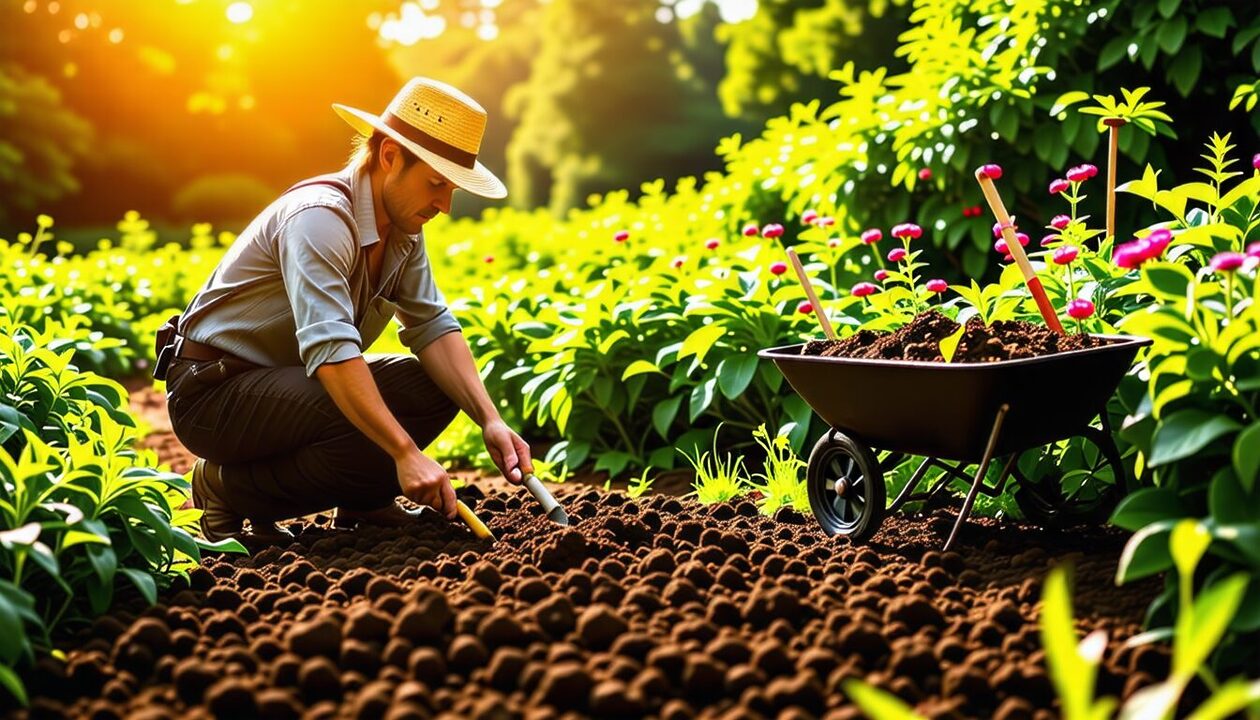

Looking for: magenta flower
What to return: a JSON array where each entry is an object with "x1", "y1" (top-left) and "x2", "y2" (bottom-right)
[
  {"x1": 1052, "y1": 245, "x2": 1079, "y2": 265},
  {"x1": 888, "y1": 247, "x2": 908, "y2": 263},
  {"x1": 874, "y1": 269, "x2": 890, "y2": 281},
  {"x1": 1041, "y1": 234, "x2": 1060, "y2": 248},
  {"x1": 851, "y1": 282, "x2": 879, "y2": 298},
  {"x1": 770, "y1": 261, "x2": 787, "y2": 275},
  {"x1": 992, "y1": 219, "x2": 1016, "y2": 238},
  {"x1": 1253, "y1": 153, "x2": 1260, "y2": 170},
  {"x1": 978, "y1": 164, "x2": 1003, "y2": 180},
  {"x1": 827, "y1": 238, "x2": 840, "y2": 248},
  {"x1": 1247, "y1": 242, "x2": 1260, "y2": 259},
  {"x1": 962, "y1": 206, "x2": 975, "y2": 218},
  {"x1": 818, "y1": 216, "x2": 835, "y2": 227},
  {"x1": 1145, "y1": 229, "x2": 1172, "y2": 255},
  {"x1": 861, "y1": 228, "x2": 883, "y2": 244},
  {"x1": 1048, "y1": 178, "x2": 1070, "y2": 195},
  {"x1": 763, "y1": 223, "x2": 785, "y2": 239},
  {"x1": 1210, "y1": 252, "x2": 1246, "y2": 273},
  {"x1": 742, "y1": 223, "x2": 759, "y2": 237},
  {"x1": 994, "y1": 238, "x2": 1009, "y2": 255},
  {"x1": 918, "y1": 168, "x2": 933, "y2": 181},
  {"x1": 1113, "y1": 241, "x2": 1150, "y2": 270},
  {"x1": 1002, "y1": 254, "x2": 1014, "y2": 263},
  {"x1": 1067, "y1": 299, "x2": 1095, "y2": 320},
  {"x1": 891, "y1": 223, "x2": 922, "y2": 240},
  {"x1": 797, "y1": 301, "x2": 813, "y2": 315},
  {"x1": 672, "y1": 256, "x2": 686, "y2": 268},
  {"x1": 925, "y1": 279, "x2": 948, "y2": 294},
  {"x1": 1050, "y1": 215, "x2": 1070, "y2": 230},
  {"x1": 614, "y1": 230, "x2": 630, "y2": 243},
  {"x1": 1015, "y1": 232, "x2": 1030, "y2": 247},
  {"x1": 802, "y1": 209, "x2": 819, "y2": 225},
  {"x1": 706, "y1": 238, "x2": 720, "y2": 250},
  {"x1": 1066, "y1": 164, "x2": 1098, "y2": 183}
]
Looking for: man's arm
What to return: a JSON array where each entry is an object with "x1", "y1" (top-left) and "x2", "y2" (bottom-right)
[
  {"x1": 416, "y1": 331, "x2": 533, "y2": 484},
  {"x1": 315, "y1": 358, "x2": 458, "y2": 519}
]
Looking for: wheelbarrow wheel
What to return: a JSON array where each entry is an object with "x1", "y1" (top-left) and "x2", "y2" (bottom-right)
[
  {"x1": 806, "y1": 431, "x2": 885, "y2": 541},
  {"x1": 1011, "y1": 426, "x2": 1126, "y2": 529}
]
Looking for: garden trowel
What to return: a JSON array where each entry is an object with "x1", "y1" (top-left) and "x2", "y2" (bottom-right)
[{"x1": 522, "y1": 473, "x2": 570, "y2": 526}]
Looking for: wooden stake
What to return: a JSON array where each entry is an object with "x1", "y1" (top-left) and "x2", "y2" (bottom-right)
[
  {"x1": 786, "y1": 248, "x2": 836, "y2": 340},
  {"x1": 974, "y1": 170, "x2": 1066, "y2": 334},
  {"x1": 1104, "y1": 118, "x2": 1127, "y2": 245}
]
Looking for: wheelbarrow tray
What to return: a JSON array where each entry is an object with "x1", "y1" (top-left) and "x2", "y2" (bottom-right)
[{"x1": 758, "y1": 334, "x2": 1150, "y2": 462}]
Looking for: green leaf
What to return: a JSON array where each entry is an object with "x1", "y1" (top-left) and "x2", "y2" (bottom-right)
[
  {"x1": 1050, "y1": 91, "x2": 1091, "y2": 116},
  {"x1": 1141, "y1": 262, "x2": 1194, "y2": 302},
  {"x1": 119, "y1": 568, "x2": 158, "y2": 606},
  {"x1": 1195, "y1": 7, "x2": 1233, "y2": 38},
  {"x1": 939, "y1": 325, "x2": 966, "y2": 363},
  {"x1": 716, "y1": 355, "x2": 758, "y2": 400},
  {"x1": 1232, "y1": 423, "x2": 1260, "y2": 492},
  {"x1": 1169, "y1": 520, "x2": 1211, "y2": 582},
  {"x1": 678, "y1": 324, "x2": 726, "y2": 365},
  {"x1": 1117, "y1": 520, "x2": 1177, "y2": 583},
  {"x1": 1157, "y1": 16, "x2": 1188, "y2": 54},
  {"x1": 1184, "y1": 677, "x2": 1260, "y2": 720},
  {"x1": 1157, "y1": 0, "x2": 1180, "y2": 20},
  {"x1": 0, "y1": 663, "x2": 27, "y2": 707},
  {"x1": 1168, "y1": 46, "x2": 1202, "y2": 97},
  {"x1": 688, "y1": 378, "x2": 716, "y2": 423},
  {"x1": 1111, "y1": 487, "x2": 1185, "y2": 532},
  {"x1": 841, "y1": 679, "x2": 925, "y2": 720},
  {"x1": 593, "y1": 451, "x2": 632, "y2": 478},
  {"x1": 621, "y1": 360, "x2": 663, "y2": 381},
  {"x1": 1173, "y1": 573, "x2": 1249, "y2": 678},
  {"x1": 652, "y1": 396, "x2": 683, "y2": 439},
  {"x1": 1149, "y1": 410, "x2": 1242, "y2": 467}
]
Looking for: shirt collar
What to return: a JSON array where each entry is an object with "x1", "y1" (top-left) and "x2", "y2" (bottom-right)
[{"x1": 347, "y1": 163, "x2": 421, "y2": 250}]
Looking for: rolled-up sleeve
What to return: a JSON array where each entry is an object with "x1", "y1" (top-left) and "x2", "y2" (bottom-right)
[
  {"x1": 395, "y1": 238, "x2": 462, "y2": 355},
  {"x1": 277, "y1": 207, "x2": 363, "y2": 376}
]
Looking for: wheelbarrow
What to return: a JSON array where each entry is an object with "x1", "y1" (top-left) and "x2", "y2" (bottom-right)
[{"x1": 757, "y1": 335, "x2": 1151, "y2": 551}]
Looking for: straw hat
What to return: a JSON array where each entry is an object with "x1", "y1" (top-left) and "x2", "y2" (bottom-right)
[{"x1": 333, "y1": 77, "x2": 506, "y2": 199}]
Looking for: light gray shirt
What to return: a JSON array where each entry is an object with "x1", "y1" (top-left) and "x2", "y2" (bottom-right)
[{"x1": 179, "y1": 163, "x2": 461, "y2": 376}]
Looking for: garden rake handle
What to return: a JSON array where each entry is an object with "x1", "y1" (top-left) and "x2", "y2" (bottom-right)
[
  {"x1": 455, "y1": 499, "x2": 496, "y2": 541},
  {"x1": 523, "y1": 474, "x2": 570, "y2": 526},
  {"x1": 974, "y1": 171, "x2": 1066, "y2": 335},
  {"x1": 786, "y1": 248, "x2": 837, "y2": 340}
]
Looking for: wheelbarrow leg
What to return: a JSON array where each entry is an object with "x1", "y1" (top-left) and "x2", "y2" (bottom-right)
[
  {"x1": 943, "y1": 404, "x2": 1010, "y2": 552},
  {"x1": 889, "y1": 457, "x2": 935, "y2": 512}
]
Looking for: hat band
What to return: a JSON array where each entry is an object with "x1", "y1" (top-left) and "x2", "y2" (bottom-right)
[{"x1": 383, "y1": 112, "x2": 477, "y2": 169}]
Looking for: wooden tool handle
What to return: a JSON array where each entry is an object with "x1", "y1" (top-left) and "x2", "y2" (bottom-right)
[
  {"x1": 523, "y1": 474, "x2": 561, "y2": 516},
  {"x1": 974, "y1": 172, "x2": 1066, "y2": 335},
  {"x1": 456, "y1": 499, "x2": 496, "y2": 540},
  {"x1": 786, "y1": 248, "x2": 837, "y2": 340}
]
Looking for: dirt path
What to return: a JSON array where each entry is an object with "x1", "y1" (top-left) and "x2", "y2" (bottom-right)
[{"x1": 26, "y1": 381, "x2": 1161, "y2": 719}]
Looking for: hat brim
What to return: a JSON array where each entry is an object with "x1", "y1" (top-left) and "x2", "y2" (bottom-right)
[{"x1": 333, "y1": 103, "x2": 507, "y2": 200}]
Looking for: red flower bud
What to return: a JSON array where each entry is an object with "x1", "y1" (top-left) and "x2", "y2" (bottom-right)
[
  {"x1": 1066, "y1": 164, "x2": 1097, "y2": 183},
  {"x1": 762, "y1": 223, "x2": 785, "y2": 238},
  {"x1": 860, "y1": 228, "x2": 883, "y2": 244},
  {"x1": 1067, "y1": 298, "x2": 1095, "y2": 320},
  {"x1": 1050, "y1": 215, "x2": 1070, "y2": 230},
  {"x1": 827, "y1": 238, "x2": 840, "y2": 248},
  {"x1": 1145, "y1": 229, "x2": 1172, "y2": 256},
  {"x1": 770, "y1": 261, "x2": 788, "y2": 275},
  {"x1": 918, "y1": 168, "x2": 932, "y2": 180},
  {"x1": 978, "y1": 164, "x2": 1002, "y2": 180},
  {"x1": 1052, "y1": 245, "x2": 1078, "y2": 264},
  {"x1": 1210, "y1": 251, "x2": 1246, "y2": 273},
  {"x1": 1253, "y1": 154, "x2": 1260, "y2": 170},
  {"x1": 1246, "y1": 242, "x2": 1260, "y2": 259},
  {"x1": 888, "y1": 247, "x2": 908, "y2": 263},
  {"x1": 706, "y1": 238, "x2": 720, "y2": 250},
  {"x1": 802, "y1": 209, "x2": 819, "y2": 224},
  {"x1": 484, "y1": 255, "x2": 494, "y2": 263},
  {"x1": 818, "y1": 216, "x2": 835, "y2": 227},
  {"x1": 851, "y1": 282, "x2": 878, "y2": 298},
  {"x1": 1040, "y1": 234, "x2": 1059, "y2": 248},
  {"x1": 1048, "y1": 178, "x2": 1070, "y2": 194},
  {"x1": 672, "y1": 256, "x2": 686, "y2": 268},
  {"x1": 925, "y1": 279, "x2": 948, "y2": 293},
  {"x1": 891, "y1": 223, "x2": 922, "y2": 240},
  {"x1": 1015, "y1": 232, "x2": 1029, "y2": 247},
  {"x1": 614, "y1": 230, "x2": 630, "y2": 242},
  {"x1": 874, "y1": 269, "x2": 890, "y2": 281},
  {"x1": 743, "y1": 223, "x2": 759, "y2": 237},
  {"x1": 994, "y1": 238, "x2": 1009, "y2": 255},
  {"x1": 797, "y1": 301, "x2": 813, "y2": 314}
]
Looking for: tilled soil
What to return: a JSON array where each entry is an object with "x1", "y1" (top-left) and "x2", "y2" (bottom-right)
[
  {"x1": 10, "y1": 482, "x2": 1164, "y2": 720},
  {"x1": 803, "y1": 310, "x2": 1107, "y2": 362}
]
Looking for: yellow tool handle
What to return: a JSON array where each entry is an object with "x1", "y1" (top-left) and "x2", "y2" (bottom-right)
[{"x1": 456, "y1": 499, "x2": 496, "y2": 540}]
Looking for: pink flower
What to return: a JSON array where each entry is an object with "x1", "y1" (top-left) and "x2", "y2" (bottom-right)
[
  {"x1": 705, "y1": 238, "x2": 720, "y2": 250},
  {"x1": 802, "y1": 209, "x2": 819, "y2": 225},
  {"x1": 994, "y1": 238, "x2": 1009, "y2": 255},
  {"x1": 918, "y1": 168, "x2": 932, "y2": 181},
  {"x1": 1113, "y1": 241, "x2": 1150, "y2": 270},
  {"x1": 1049, "y1": 178, "x2": 1070, "y2": 194},
  {"x1": 672, "y1": 256, "x2": 686, "y2": 268},
  {"x1": 993, "y1": 219, "x2": 1016, "y2": 238},
  {"x1": 484, "y1": 255, "x2": 494, "y2": 263},
  {"x1": 891, "y1": 223, "x2": 922, "y2": 240},
  {"x1": 1052, "y1": 245, "x2": 1078, "y2": 264},
  {"x1": 874, "y1": 269, "x2": 890, "y2": 281},
  {"x1": 827, "y1": 238, "x2": 840, "y2": 248},
  {"x1": 1246, "y1": 242, "x2": 1260, "y2": 259},
  {"x1": 770, "y1": 261, "x2": 788, "y2": 275},
  {"x1": 1050, "y1": 215, "x2": 1070, "y2": 230},
  {"x1": 614, "y1": 230, "x2": 630, "y2": 243},
  {"x1": 818, "y1": 216, "x2": 835, "y2": 227},
  {"x1": 851, "y1": 282, "x2": 879, "y2": 298},
  {"x1": 978, "y1": 164, "x2": 1002, "y2": 180},
  {"x1": 762, "y1": 223, "x2": 784, "y2": 239},
  {"x1": 1210, "y1": 251, "x2": 1246, "y2": 273},
  {"x1": 1143, "y1": 228, "x2": 1172, "y2": 253},
  {"x1": 797, "y1": 301, "x2": 813, "y2": 315},
  {"x1": 1015, "y1": 232, "x2": 1029, "y2": 247},
  {"x1": 743, "y1": 223, "x2": 759, "y2": 237},
  {"x1": 1041, "y1": 234, "x2": 1059, "y2": 248},
  {"x1": 1002, "y1": 254, "x2": 1013, "y2": 263},
  {"x1": 860, "y1": 228, "x2": 883, "y2": 244},
  {"x1": 1253, "y1": 154, "x2": 1260, "y2": 170},
  {"x1": 888, "y1": 247, "x2": 908, "y2": 263},
  {"x1": 1066, "y1": 164, "x2": 1098, "y2": 183},
  {"x1": 1067, "y1": 299, "x2": 1095, "y2": 320},
  {"x1": 925, "y1": 279, "x2": 948, "y2": 294}
]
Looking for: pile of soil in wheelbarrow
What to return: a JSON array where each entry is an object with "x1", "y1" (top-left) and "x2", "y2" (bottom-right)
[
  {"x1": 12, "y1": 483, "x2": 1169, "y2": 720},
  {"x1": 803, "y1": 310, "x2": 1108, "y2": 363}
]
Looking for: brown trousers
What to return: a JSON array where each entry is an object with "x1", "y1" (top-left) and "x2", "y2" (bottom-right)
[{"x1": 166, "y1": 354, "x2": 458, "y2": 522}]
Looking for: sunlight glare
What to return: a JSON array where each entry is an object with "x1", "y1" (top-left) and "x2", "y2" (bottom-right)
[{"x1": 226, "y1": 2, "x2": 253, "y2": 24}]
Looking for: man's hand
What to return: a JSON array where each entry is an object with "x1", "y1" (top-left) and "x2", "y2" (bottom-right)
[
  {"x1": 482, "y1": 419, "x2": 533, "y2": 484},
  {"x1": 395, "y1": 450, "x2": 458, "y2": 520}
]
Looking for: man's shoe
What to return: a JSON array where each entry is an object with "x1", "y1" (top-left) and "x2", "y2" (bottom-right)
[
  {"x1": 191, "y1": 458, "x2": 294, "y2": 546},
  {"x1": 335, "y1": 502, "x2": 429, "y2": 529}
]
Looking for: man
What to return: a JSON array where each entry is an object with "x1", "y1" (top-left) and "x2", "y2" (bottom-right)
[{"x1": 162, "y1": 77, "x2": 532, "y2": 545}]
